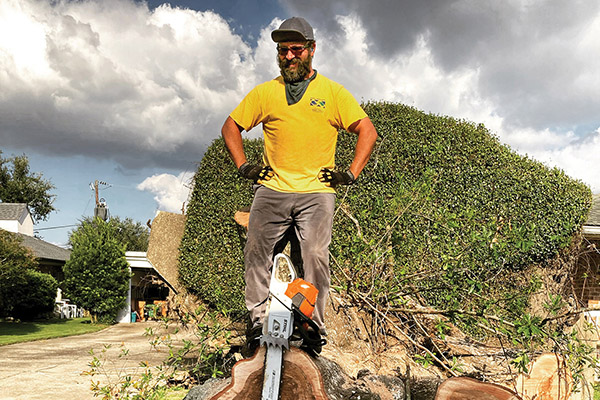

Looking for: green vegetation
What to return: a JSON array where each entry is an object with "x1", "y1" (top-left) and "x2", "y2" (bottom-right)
[
  {"x1": 179, "y1": 138, "x2": 263, "y2": 311},
  {"x1": 74, "y1": 216, "x2": 150, "y2": 252},
  {"x1": 0, "y1": 150, "x2": 56, "y2": 222},
  {"x1": 0, "y1": 318, "x2": 107, "y2": 346},
  {"x1": 330, "y1": 102, "x2": 591, "y2": 316},
  {"x1": 63, "y1": 217, "x2": 131, "y2": 323},
  {"x1": 86, "y1": 307, "x2": 228, "y2": 399},
  {"x1": 0, "y1": 230, "x2": 58, "y2": 320},
  {"x1": 179, "y1": 102, "x2": 591, "y2": 318},
  {"x1": 10, "y1": 270, "x2": 58, "y2": 320}
]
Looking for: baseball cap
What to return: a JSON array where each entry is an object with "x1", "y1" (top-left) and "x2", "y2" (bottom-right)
[{"x1": 271, "y1": 17, "x2": 314, "y2": 43}]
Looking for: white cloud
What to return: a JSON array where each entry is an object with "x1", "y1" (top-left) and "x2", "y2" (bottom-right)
[
  {"x1": 136, "y1": 171, "x2": 194, "y2": 213},
  {"x1": 0, "y1": 0, "x2": 258, "y2": 168},
  {"x1": 527, "y1": 129, "x2": 600, "y2": 193},
  {"x1": 1, "y1": 0, "x2": 598, "y2": 196},
  {"x1": 308, "y1": 11, "x2": 598, "y2": 192}
]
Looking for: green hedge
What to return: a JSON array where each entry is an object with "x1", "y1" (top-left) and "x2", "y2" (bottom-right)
[
  {"x1": 179, "y1": 102, "x2": 592, "y2": 316},
  {"x1": 178, "y1": 139, "x2": 263, "y2": 312},
  {"x1": 11, "y1": 270, "x2": 58, "y2": 320}
]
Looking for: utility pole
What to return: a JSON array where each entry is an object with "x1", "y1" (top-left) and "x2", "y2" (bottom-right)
[{"x1": 92, "y1": 180, "x2": 109, "y2": 221}]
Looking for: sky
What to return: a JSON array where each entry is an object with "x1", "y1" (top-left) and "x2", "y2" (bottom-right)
[{"x1": 1, "y1": 0, "x2": 599, "y2": 247}]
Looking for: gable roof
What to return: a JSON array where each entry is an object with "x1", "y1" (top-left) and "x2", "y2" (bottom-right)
[
  {"x1": 16, "y1": 233, "x2": 71, "y2": 262},
  {"x1": 0, "y1": 203, "x2": 28, "y2": 221},
  {"x1": 587, "y1": 193, "x2": 600, "y2": 227}
]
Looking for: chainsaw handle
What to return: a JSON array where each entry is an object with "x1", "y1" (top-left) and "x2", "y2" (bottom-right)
[{"x1": 271, "y1": 253, "x2": 297, "y2": 284}]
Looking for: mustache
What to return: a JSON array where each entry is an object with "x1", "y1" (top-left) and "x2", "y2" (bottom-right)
[{"x1": 281, "y1": 57, "x2": 301, "y2": 68}]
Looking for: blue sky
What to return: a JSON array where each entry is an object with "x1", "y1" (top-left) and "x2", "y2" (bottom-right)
[{"x1": 1, "y1": 0, "x2": 599, "y2": 247}]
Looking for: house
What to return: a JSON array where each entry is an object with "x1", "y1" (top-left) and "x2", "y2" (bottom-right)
[
  {"x1": 583, "y1": 193, "x2": 600, "y2": 240},
  {"x1": 0, "y1": 203, "x2": 34, "y2": 235},
  {"x1": 117, "y1": 250, "x2": 179, "y2": 323},
  {"x1": 0, "y1": 203, "x2": 70, "y2": 282},
  {"x1": 1, "y1": 203, "x2": 187, "y2": 322},
  {"x1": 574, "y1": 193, "x2": 600, "y2": 307},
  {"x1": 117, "y1": 211, "x2": 186, "y2": 323}
]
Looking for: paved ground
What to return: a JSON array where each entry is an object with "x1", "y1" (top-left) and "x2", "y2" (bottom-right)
[{"x1": 0, "y1": 321, "x2": 194, "y2": 400}]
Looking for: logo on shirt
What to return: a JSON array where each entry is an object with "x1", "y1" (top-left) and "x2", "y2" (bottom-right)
[{"x1": 310, "y1": 97, "x2": 326, "y2": 112}]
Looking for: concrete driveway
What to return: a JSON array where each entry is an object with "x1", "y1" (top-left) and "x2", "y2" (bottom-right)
[{"x1": 0, "y1": 321, "x2": 194, "y2": 400}]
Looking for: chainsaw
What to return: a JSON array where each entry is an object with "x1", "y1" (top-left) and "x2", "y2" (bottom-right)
[{"x1": 259, "y1": 253, "x2": 325, "y2": 400}]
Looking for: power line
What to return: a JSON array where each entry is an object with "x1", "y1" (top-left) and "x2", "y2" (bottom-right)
[{"x1": 35, "y1": 224, "x2": 79, "y2": 231}]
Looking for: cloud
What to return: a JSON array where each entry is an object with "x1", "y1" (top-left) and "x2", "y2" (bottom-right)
[
  {"x1": 527, "y1": 128, "x2": 600, "y2": 193},
  {"x1": 1, "y1": 0, "x2": 598, "y2": 194},
  {"x1": 282, "y1": 0, "x2": 600, "y2": 130},
  {"x1": 0, "y1": 0, "x2": 259, "y2": 169},
  {"x1": 278, "y1": 1, "x2": 599, "y2": 191},
  {"x1": 136, "y1": 171, "x2": 194, "y2": 213}
]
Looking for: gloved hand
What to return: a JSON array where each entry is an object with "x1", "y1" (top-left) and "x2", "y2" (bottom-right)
[
  {"x1": 238, "y1": 162, "x2": 274, "y2": 182},
  {"x1": 318, "y1": 168, "x2": 355, "y2": 187}
]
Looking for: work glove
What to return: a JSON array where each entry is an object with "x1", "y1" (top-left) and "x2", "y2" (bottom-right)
[
  {"x1": 318, "y1": 168, "x2": 355, "y2": 187},
  {"x1": 238, "y1": 162, "x2": 274, "y2": 182}
]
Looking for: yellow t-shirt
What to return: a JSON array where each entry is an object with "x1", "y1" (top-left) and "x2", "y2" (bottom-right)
[{"x1": 230, "y1": 73, "x2": 367, "y2": 193}]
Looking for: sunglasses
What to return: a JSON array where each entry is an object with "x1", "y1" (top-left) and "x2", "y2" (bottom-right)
[{"x1": 277, "y1": 44, "x2": 312, "y2": 56}]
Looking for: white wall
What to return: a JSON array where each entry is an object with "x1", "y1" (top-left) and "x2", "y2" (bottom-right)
[
  {"x1": 0, "y1": 209, "x2": 34, "y2": 236},
  {"x1": 116, "y1": 267, "x2": 132, "y2": 323},
  {"x1": 0, "y1": 220, "x2": 19, "y2": 233},
  {"x1": 18, "y1": 213, "x2": 34, "y2": 236}
]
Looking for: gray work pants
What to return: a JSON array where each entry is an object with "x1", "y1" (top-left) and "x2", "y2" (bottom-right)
[{"x1": 244, "y1": 185, "x2": 335, "y2": 332}]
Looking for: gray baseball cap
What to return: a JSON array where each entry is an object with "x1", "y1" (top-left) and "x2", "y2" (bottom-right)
[{"x1": 271, "y1": 17, "x2": 314, "y2": 43}]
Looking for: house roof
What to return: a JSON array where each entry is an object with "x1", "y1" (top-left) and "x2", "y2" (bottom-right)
[
  {"x1": 0, "y1": 203, "x2": 28, "y2": 221},
  {"x1": 16, "y1": 233, "x2": 71, "y2": 262},
  {"x1": 126, "y1": 251, "x2": 178, "y2": 294},
  {"x1": 583, "y1": 194, "x2": 600, "y2": 239},
  {"x1": 587, "y1": 193, "x2": 600, "y2": 227}
]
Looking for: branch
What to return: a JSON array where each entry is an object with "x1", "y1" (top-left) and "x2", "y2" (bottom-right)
[
  {"x1": 356, "y1": 292, "x2": 459, "y2": 377},
  {"x1": 387, "y1": 306, "x2": 516, "y2": 328},
  {"x1": 541, "y1": 306, "x2": 597, "y2": 325},
  {"x1": 339, "y1": 203, "x2": 369, "y2": 245}
]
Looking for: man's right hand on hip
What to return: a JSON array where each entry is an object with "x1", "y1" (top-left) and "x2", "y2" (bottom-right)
[{"x1": 318, "y1": 168, "x2": 355, "y2": 187}]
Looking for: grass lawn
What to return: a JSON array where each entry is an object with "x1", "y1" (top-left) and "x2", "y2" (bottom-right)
[{"x1": 0, "y1": 317, "x2": 108, "y2": 346}]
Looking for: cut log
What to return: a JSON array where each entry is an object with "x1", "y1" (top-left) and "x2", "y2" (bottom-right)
[
  {"x1": 210, "y1": 346, "x2": 329, "y2": 400},
  {"x1": 435, "y1": 377, "x2": 520, "y2": 400},
  {"x1": 514, "y1": 353, "x2": 572, "y2": 400},
  {"x1": 234, "y1": 211, "x2": 250, "y2": 229}
]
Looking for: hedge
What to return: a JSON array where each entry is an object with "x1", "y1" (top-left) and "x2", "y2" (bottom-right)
[{"x1": 178, "y1": 102, "x2": 592, "y2": 316}]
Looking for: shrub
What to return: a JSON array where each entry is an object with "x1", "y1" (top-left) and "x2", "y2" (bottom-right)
[
  {"x1": 63, "y1": 218, "x2": 131, "y2": 323},
  {"x1": 0, "y1": 230, "x2": 58, "y2": 319},
  {"x1": 0, "y1": 229, "x2": 38, "y2": 317},
  {"x1": 178, "y1": 139, "x2": 263, "y2": 312},
  {"x1": 11, "y1": 270, "x2": 58, "y2": 320},
  {"x1": 178, "y1": 102, "x2": 592, "y2": 318}
]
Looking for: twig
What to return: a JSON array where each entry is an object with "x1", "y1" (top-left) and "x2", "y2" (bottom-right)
[
  {"x1": 357, "y1": 293, "x2": 459, "y2": 377},
  {"x1": 540, "y1": 307, "x2": 594, "y2": 325},
  {"x1": 410, "y1": 314, "x2": 453, "y2": 367},
  {"x1": 387, "y1": 307, "x2": 515, "y2": 328},
  {"x1": 339, "y1": 203, "x2": 369, "y2": 245}
]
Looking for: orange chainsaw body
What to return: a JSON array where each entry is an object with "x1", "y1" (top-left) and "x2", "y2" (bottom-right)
[{"x1": 284, "y1": 278, "x2": 318, "y2": 319}]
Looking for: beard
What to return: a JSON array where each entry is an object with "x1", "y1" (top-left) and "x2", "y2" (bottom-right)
[{"x1": 278, "y1": 53, "x2": 313, "y2": 83}]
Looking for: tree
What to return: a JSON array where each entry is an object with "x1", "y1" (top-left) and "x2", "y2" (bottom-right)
[
  {"x1": 0, "y1": 230, "x2": 57, "y2": 319},
  {"x1": 0, "y1": 151, "x2": 56, "y2": 222},
  {"x1": 63, "y1": 217, "x2": 131, "y2": 323},
  {"x1": 74, "y1": 216, "x2": 150, "y2": 252},
  {"x1": 0, "y1": 229, "x2": 38, "y2": 316}
]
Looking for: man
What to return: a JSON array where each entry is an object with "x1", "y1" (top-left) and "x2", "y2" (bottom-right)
[{"x1": 222, "y1": 17, "x2": 378, "y2": 354}]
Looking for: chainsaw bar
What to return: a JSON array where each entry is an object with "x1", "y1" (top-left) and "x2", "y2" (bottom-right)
[{"x1": 260, "y1": 254, "x2": 296, "y2": 400}]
